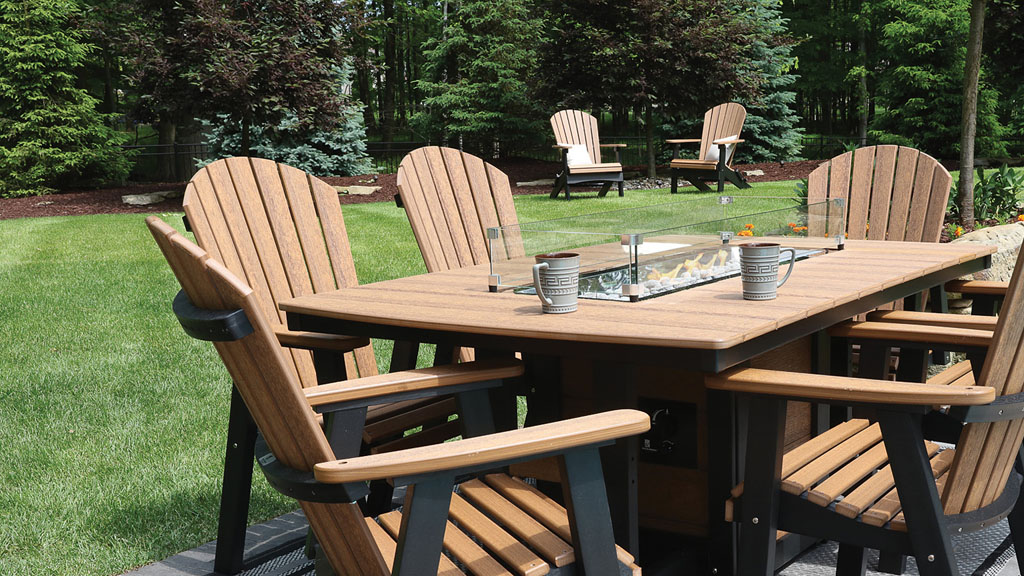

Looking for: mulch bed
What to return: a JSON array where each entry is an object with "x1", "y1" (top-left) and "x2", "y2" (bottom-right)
[{"x1": 0, "y1": 158, "x2": 824, "y2": 221}]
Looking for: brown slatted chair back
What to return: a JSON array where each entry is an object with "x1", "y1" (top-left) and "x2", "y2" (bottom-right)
[
  {"x1": 396, "y1": 146, "x2": 523, "y2": 273},
  {"x1": 550, "y1": 110, "x2": 604, "y2": 164},
  {"x1": 806, "y1": 146, "x2": 951, "y2": 242},
  {"x1": 698, "y1": 103, "x2": 746, "y2": 164},
  {"x1": 942, "y1": 245, "x2": 1024, "y2": 515},
  {"x1": 183, "y1": 158, "x2": 378, "y2": 384},
  {"x1": 146, "y1": 217, "x2": 389, "y2": 575}
]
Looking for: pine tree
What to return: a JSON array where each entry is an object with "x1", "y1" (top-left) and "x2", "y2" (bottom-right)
[
  {"x1": 412, "y1": 0, "x2": 545, "y2": 154},
  {"x1": 202, "y1": 65, "x2": 373, "y2": 177},
  {"x1": 0, "y1": 0, "x2": 132, "y2": 197},
  {"x1": 732, "y1": 0, "x2": 803, "y2": 162},
  {"x1": 870, "y1": 0, "x2": 1004, "y2": 158}
]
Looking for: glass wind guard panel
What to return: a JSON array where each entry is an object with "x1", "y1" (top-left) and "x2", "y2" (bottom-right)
[{"x1": 488, "y1": 196, "x2": 846, "y2": 302}]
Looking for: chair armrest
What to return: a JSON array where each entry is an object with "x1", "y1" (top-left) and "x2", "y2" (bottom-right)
[
  {"x1": 706, "y1": 367, "x2": 994, "y2": 406},
  {"x1": 304, "y1": 358, "x2": 523, "y2": 410},
  {"x1": 273, "y1": 326, "x2": 370, "y2": 352},
  {"x1": 946, "y1": 279, "x2": 1008, "y2": 296},
  {"x1": 665, "y1": 139, "x2": 701, "y2": 145},
  {"x1": 828, "y1": 320, "x2": 993, "y2": 348},
  {"x1": 599, "y1": 143, "x2": 627, "y2": 148},
  {"x1": 313, "y1": 409, "x2": 650, "y2": 483},
  {"x1": 866, "y1": 310, "x2": 998, "y2": 332},
  {"x1": 552, "y1": 144, "x2": 572, "y2": 149},
  {"x1": 712, "y1": 138, "x2": 744, "y2": 145}
]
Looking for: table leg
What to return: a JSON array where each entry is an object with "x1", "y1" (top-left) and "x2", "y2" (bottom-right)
[
  {"x1": 389, "y1": 340, "x2": 420, "y2": 372},
  {"x1": 475, "y1": 348, "x2": 520, "y2": 432},
  {"x1": 707, "y1": 388, "x2": 738, "y2": 576},
  {"x1": 591, "y1": 360, "x2": 639, "y2": 559}
]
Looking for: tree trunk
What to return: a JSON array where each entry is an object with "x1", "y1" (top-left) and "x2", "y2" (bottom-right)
[
  {"x1": 381, "y1": 0, "x2": 397, "y2": 141},
  {"x1": 156, "y1": 113, "x2": 176, "y2": 182},
  {"x1": 857, "y1": 21, "x2": 869, "y2": 146},
  {"x1": 240, "y1": 115, "x2": 252, "y2": 157},
  {"x1": 958, "y1": 0, "x2": 986, "y2": 229},
  {"x1": 102, "y1": 47, "x2": 116, "y2": 116},
  {"x1": 645, "y1": 101, "x2": 656, "y2": 178}
]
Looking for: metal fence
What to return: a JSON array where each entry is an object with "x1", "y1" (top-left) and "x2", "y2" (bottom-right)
[
  {"x1": 120, "y1": 134, "x2": 1024, "y2": 182},
  {"x1": 122, "y1": 142, "x2": 211, "y2": 182}
]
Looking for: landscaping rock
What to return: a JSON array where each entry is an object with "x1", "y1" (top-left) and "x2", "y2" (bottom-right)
[
  {"x1": 121, "y1": 190, "x2": 183, "y2": 206},
  {"x1": 335, "y1": 185, "x2": 380, "y2": 196},
  {"x1": 516, "y1": 179, "x2": 555, "y2": 187},
  {"x1": 951, "y1": 221, "x2": 1024, "y2": 281},
  {"x1": 743, "y1": 169, "x2": 765, "y2": 177}
]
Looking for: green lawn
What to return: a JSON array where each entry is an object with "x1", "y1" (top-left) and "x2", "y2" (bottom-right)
[{"x1": 0, "y1": 182, "x2": 801, "y2": 576}]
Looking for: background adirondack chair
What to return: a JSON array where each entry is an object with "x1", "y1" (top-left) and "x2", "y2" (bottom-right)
[
  {"x1": 148, "y1": 216, "x2": 648, "y2": 576},
  {"x1": 710, "y1": 245, "x2": 1024, "y2": 576},
  {"x1": 182, "y1": 157, "x2": 465, "y2": 571},
  {"x1": 396, "y1": 146, "x2": 523, "y2": 367},
  {"x1": 667, "y1": 102, "x2": 751, "y2": 194},
  {"x1": 549, "y1": 110, "x2": 627, "y2": 200}
]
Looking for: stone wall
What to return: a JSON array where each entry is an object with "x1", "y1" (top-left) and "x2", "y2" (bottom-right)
[{"x1": 951, "y1": 221, "x2": 1024, "y2": 281}]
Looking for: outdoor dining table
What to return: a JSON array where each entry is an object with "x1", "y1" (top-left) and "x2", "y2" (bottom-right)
[{"x1": 280, "y1": 239, "x2": 996, "y2": 575}]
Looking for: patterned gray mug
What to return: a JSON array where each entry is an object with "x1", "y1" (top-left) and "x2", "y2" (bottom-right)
[
  {"x1": 532, "y1": 252, "x2": 580, "y2": 313},
  {"x1": 739, "y1": 243, "x2": 796, "y2": 301}
]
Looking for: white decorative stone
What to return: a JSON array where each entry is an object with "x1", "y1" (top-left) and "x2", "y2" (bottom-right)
[
  {"x1": 335, "y1": 185, "x2": 380, "y2": 196},
  {"x1": 516, "y1": 179, "x2": 556, "y2": 187},
  {"x1": 951, "y1": 222, "x2": 1024, "y2": 282},
  {"x1": 121, "y1": 190, "x2": 182, "y2": 206},
  {"x1": 743, "y1": 169, "x2": 765, "y2": 177}
]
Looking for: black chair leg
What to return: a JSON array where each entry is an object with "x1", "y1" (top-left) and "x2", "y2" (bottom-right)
[
  {"x1": 618, "y1": 180, "x2": 624, "y2": 197},
  {"x1": 738, "y1": 397, "x2": 788, "y2": 576},
  {"x1": 1009, "y1": 449, "x2": 1024, "y2": 569},
  {"x1": 877, "y1": 550, "x2": 907, "y2": 575},
  {"x1": 215, "y1": 385, "x2": 258, "y2": 575},
  {"x1": 837, "y1": 544, "x2": 867, "y2": 576},
  {"x1": 878, "y1": 411, "x2": 957, "y2": 576},
  {"x1": 671, "y1": 172, "x2": 679, "y2": 194}
]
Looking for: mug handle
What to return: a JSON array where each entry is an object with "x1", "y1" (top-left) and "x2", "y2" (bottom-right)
[
  {"x1": 777, "y1": 248, "x2": 797, "y2": 288},
  {"x1": 533, "y1": 262, "x2": 553, "y2": 306}
]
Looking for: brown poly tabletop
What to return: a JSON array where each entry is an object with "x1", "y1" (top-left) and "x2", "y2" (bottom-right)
[{"x1": 281, "y1": 239, "x2": 995, "y2": 574}]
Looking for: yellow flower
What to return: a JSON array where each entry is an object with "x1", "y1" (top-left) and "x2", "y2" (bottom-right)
[
  {"x1": 744, "y1": 223, "x2": 754, "y2": 230},
  {"x1": 1017, "y1": 214, "x2": 1024, "y2": 222}
]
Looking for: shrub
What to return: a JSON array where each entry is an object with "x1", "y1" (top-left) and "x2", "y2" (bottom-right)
[
  {"x1": 201, "y1": 66, "x2": 372, "y2": 177},
  {"x1": 948, "y1": 165, "x2": 1023, "y2": 222}
]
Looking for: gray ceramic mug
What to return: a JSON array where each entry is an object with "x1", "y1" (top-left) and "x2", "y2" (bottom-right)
[
  {"x1": 739, "y1": 243, "x2": 796, "y2": 301},
  {"x1": 532, "y1": 252, "x2": 580, "y2": 313}
]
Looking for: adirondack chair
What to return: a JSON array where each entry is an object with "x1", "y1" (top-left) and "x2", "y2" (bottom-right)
[
  {"x1": 807, "y1": 145, "x2": 952, "y2": 243},
  {"x1": 667, "y1": 103, "x2": 751, "y2": 194},
  {"x1": 182, "y1": 157, "x2": 464, "y2": 572},
  {"x1": 549, "y1": 110, "x2": 627, "y2": 200},
  {"x1": 396, "y1": 146, "x2": 524, "y2": 371},
  {"x1": 147, "y1": 216, "x2": 648, "y2": 576},
  {"x1": 709, "y1": 244, "x2": 1024, "y2": 576}
]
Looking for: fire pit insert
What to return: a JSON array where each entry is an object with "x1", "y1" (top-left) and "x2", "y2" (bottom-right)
[{"x1": 487, "y1": 196, "x2": 847, "y2": 302}]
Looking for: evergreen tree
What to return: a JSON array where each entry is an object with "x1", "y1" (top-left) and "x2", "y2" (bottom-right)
[
  {"x1": 202, "y1": 65, "x2": 373, "y2": 177},
  {"x1": 732, "y1": 0, "x2": 803, "y2": 162},
  {"x1": 870, "y1": 0, "x2": 1004, "y2": 158},
  {"x1": 412, "y1": 0, "x2": 546, "y2": 153},
  {"x1": 0, "y1": 0, "x2": 132, "y2": 197}
]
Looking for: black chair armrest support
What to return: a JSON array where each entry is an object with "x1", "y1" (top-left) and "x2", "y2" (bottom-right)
[
  {"x1": 255, "y1": 435, "x2": 370, "y2": 503},
  {"x1": 173, "y1": 290, "x2": 254, "y2": 342}
]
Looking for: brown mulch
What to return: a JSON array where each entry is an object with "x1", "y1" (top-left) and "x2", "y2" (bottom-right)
[{"x1": 0, "y1": 158, "x2": 824, "y2": 221}]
